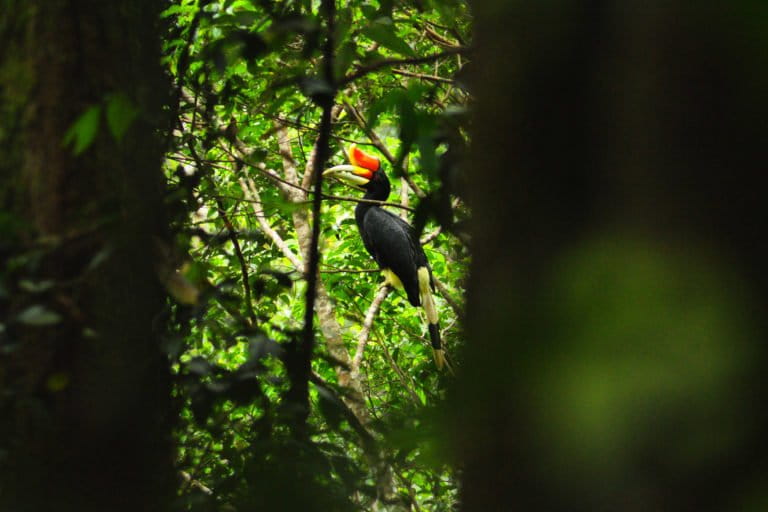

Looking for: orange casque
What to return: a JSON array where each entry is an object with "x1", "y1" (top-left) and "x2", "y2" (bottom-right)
[{"x1": 348, "y1": 144, "x2": 380, "y2": 173}]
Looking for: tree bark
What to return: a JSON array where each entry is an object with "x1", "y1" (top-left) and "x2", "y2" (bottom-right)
[
  {"x1": 459, "y1": 1, "x2": 768, "y2": 510},
  {"x1": 0, "y1": 2, "x2": 173, "y2": 511}
]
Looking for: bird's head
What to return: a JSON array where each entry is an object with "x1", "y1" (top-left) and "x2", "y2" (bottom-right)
[{"x1": 323, "y1": 144, "x2": 382, "y2": 191}]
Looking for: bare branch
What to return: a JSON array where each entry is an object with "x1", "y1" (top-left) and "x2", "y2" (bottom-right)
[
  {"x1": 400, "y1": 176, "x2": 410, "y2": 221},
  {"x1": 181, "y1": 128, "x2": 256, "y2": 322},
  {"x1": 433, "y1": 275, "x2": 462, "y2": 318},
  {"x1": 276, "y1": 124, "x2": 305, "y2": 202},
  {"x1": 218, "y1": 140, "x2": 301, "y2": 197},
  {"x1": 393, "y1": 68, "x2": 456, "y2": 84},
  {"x1": 212, "y1": 199, "x2": 255, "y2": 323},
  {"x1": 420, "y1": 226, "x2": 442, "y2": 246},
  {"x1": 320, "y1": 267, "x2": 379, "y2": 274},
  {"x1": 239, "y1": 178, "x2": 304, "y2": 270},
  {"x1": 423, "y1": 25, "x2": 462, "y2": 49},
  {"x1": 299, "y1": 104, "x2": 344, "y2": 191},
  {"x1": 372, "y1": 327, "x2": 422, "y2": 406},
  {"x1": 351, "y1": 285, "x2": 391, "y2": 377},
  {"x1": 309, "y1": 372, "x2": 376, "y2": 449},
  {"x1": 343, "y1": 102, "x2": 425, "y2": 198},
  {"x1": 322, "y1": 192, "x2": 415, "y2": 212},
  {"x1": 339, "y1": 47, "x2": 468, "y2": 86}
]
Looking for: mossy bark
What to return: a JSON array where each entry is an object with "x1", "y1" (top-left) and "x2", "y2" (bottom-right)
[
  {"x1": 0, "y1": 2, "x2": 173, "y2": 511},
  {"x1": 459, "y1": 1, "x2": 768, "y2": 510}
]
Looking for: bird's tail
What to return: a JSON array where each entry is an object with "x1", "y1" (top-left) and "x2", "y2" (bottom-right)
[{"x1": 418, "y1": 267, "x2": 450, "y2": 371}]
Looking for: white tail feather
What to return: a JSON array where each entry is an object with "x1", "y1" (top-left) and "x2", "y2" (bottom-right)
[{"x1": 418, "y1": 267, "x2": 438, "y2": 324}]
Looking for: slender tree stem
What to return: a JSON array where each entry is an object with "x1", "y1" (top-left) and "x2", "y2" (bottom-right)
[{"x1": 291, "y1": 0, "x2": 336, "y2": 436}]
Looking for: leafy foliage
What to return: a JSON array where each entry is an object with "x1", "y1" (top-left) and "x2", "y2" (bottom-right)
[{"x1": 161, "y1": 0, "x2": 471, "y2": 509}]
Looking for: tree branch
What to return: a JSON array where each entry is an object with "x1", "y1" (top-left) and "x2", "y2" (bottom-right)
[
  {"x1": 420, "y1": 226, "x2": 442, "y2": 246},
  {"x1": 433, "y1": 275, "x2": 462, "y2": 318},
  {"x1": 322, "y1": 192, "x2": 415, "y2": 212},
  {"x1": 217, "y1": 138, "x2": 300, "y2": 197},
  {"x1": 343, "y1": 102, "x2": 425, "y2": 198},
  {"x1": 392, "y1": 68, "x2": 456, "y2": 84},
  {"x1": 212, "y1": 198, "x2": 255, "y2": 323},
  {"x1": 239, "y1": 178, "x2": 303, "y2": 270},
  {"x1": 351, "y1": 285, "x2": 391, "y2": 377},
  {"x1": 309, "y1": 372, "x2": 376, "y2": 450},
  {"x1": 371, "y1": 326, "x2": 422, "y2": 406},
  {"x1": 339, "y1": 47, "x2": 468, "y2": 86},
  {"x1": 276, "y1": 124, "x2": 305, "y2": 202},
  {"x1": 182, "y1": 132, "x2": 255, "y2": 322},
  {"x1": 423, "y1": 25, "x2": 463, "y2": 49}
]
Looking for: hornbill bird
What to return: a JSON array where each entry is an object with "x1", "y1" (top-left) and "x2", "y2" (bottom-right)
[{"x1": 324, "y1": 144, "x2": 448, "y2": 370}]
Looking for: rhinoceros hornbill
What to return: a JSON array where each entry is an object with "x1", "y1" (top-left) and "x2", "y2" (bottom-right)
[{"x1": 324, "y1": 144, "x2": 447, "y2": 370}]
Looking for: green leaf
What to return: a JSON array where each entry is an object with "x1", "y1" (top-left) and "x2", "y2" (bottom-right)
[
  {"x1": 397, "y1": 94, "x2": 417, "y2": 162},
  {"x1": 314, "y1": 381, "x2": 345, "y2": 429},
  {"x1": 18, "y1": 279, "x2": 56, "y2": 293},
  {"x1": 105, "y1": 93, "x2": 139, "y2": 142},
  {"x1": 361, "y1": 18, "x2": 416, "y2": 58},
  {"x1": 160, "y1": 4, "x2": 190, "y2": 19},
  {"x1": 17, "y1": 305, "x2": 62, "y2": 326},
  {"x1": 334, "y1": 41, "x2": 358, "y2": 81},
  {"x1": 46, "y1": 372, "x2": 70, "y2": 392},
  {"x1": 417, "y1": 126, "x2": 438, "y2": 177},
  {"x1": 233, "y1": 10, "x2": 259, "y2": 27},
  {"x1": 364, "y1": 88, "x2": 405, "y2": 129},
  {"x1": 360, "y1": 5, "x2": 378, "y2": 20},
  {"x1": 62, "y1": 105, "x2": 102, "y2": 155}
]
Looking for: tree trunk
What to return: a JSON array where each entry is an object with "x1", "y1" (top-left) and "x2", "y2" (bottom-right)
[
  {"x1": 459, "y1": 1, "x2": 768, "y2": 509},
  {"x1": 0, "y1": 2, "x2": 173, "y2": 511}
]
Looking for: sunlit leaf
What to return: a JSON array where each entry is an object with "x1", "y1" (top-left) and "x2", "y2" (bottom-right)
[
  {"x1": 16, "y1": 305, "x2": 62, "y2": 326},
  {"x1": 46, "y1": 372, "x2": 70, "y2": 392},
  {"x1": 334, "y1": 41, "x2": 358, "y2": 81},
  {"x1": 18, "y1": 280, "x2": 55, "y2": 293},
  {"x1": 361, "y1": 18, "x2": 416, "y2": 57},
  {"x1": 62, "y1": 105, "x2": 101, "y2": 155},
  {"x1": 105, "y1": 93, "x2": 139, "y2": 141}
]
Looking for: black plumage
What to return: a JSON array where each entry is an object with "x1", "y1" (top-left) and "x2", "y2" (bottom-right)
[
  {"x1": 325, "y1": 145, "x2": 447, "y2": 369},
  {"x1": 355, "y1": 173, "x2": 429, "y2": 307}
]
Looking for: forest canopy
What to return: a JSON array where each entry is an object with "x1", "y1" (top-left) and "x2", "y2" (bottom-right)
[
  {"x1": 160, "y1": 0, "x2": 470, "y2": 509},
  {"x1": 2, "y1": 1, "x2": 768, "y2": 511}
]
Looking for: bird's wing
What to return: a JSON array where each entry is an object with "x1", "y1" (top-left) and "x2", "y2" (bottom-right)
[{"x1": 362, "y1": 208, "x2": 426, "y2": 306}]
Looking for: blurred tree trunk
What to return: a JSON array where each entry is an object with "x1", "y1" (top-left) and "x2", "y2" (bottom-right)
[
  {"x1": 459, "y1": 1, "x2": 768, "y2": 510},
  {"x1": 0, "y1": 2, "x2": 173, "y2": 511}
]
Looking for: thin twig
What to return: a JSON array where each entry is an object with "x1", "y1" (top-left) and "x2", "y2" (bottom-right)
[
  {"x1": 351, "y1": 285, "x2": 391, "y2": 376},
  {"x1": 276, "y1": 123, "x2": 305, "y2": 202},
  {"x1": 343, "y1": 102, "x2": 425, "y2": 198},
  {"x1": 320, "y1": 268, "x2": 379, "y2": 274},
  {"x1": 339, "y1": 47, "x2": 468, "y2": 86},
  {"x1": 165, "y1": 5, "x2": 203, "y2": 151},
  {"x1": 371, "y1": 326, "x2": 422, "y2": 406},
  {"x1": 420, "y1": 226, "x2": 442, "y2": 246},
  {"x1": 213, "y1": 199, "x2": 256, "y2": 323},
  {"x1": 217, "y1": 140, "x2": 302, "y2": 197},
  {"x1": 423, "y1": 25, "x2": 462, "y2": 49},
  {"x1": 239, "y1": 178, "x2": 303, "y2": 270},
  {"x1": 309, "y1": 372, "x2": 376, "y2": 451},
  {"x1": 322, "y1": 192, "x2": 415, "y2": 212},
  {"x1": 182, "y1": 126, "x2": 255, "y2": 322},
  {"x1": 301, "y1": 104, "x2": 345, "y2": 191},
  {"x1": 433, "y1": 275, "x2": 462, "y2": 318},
  {"x1": 392, "y1": 68, "x2": 456, "y2": 84}
]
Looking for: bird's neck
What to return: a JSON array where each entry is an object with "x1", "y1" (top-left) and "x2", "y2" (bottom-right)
[
  {"x1": 363, "y1": 173, "x2": 391, "y2": 201},
  {"x1": 363, "y1": 188, "x2": 388, "y2": 201},
  {"x1": 355, "y1": 181, "x2": 389, "y2": 226}
]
